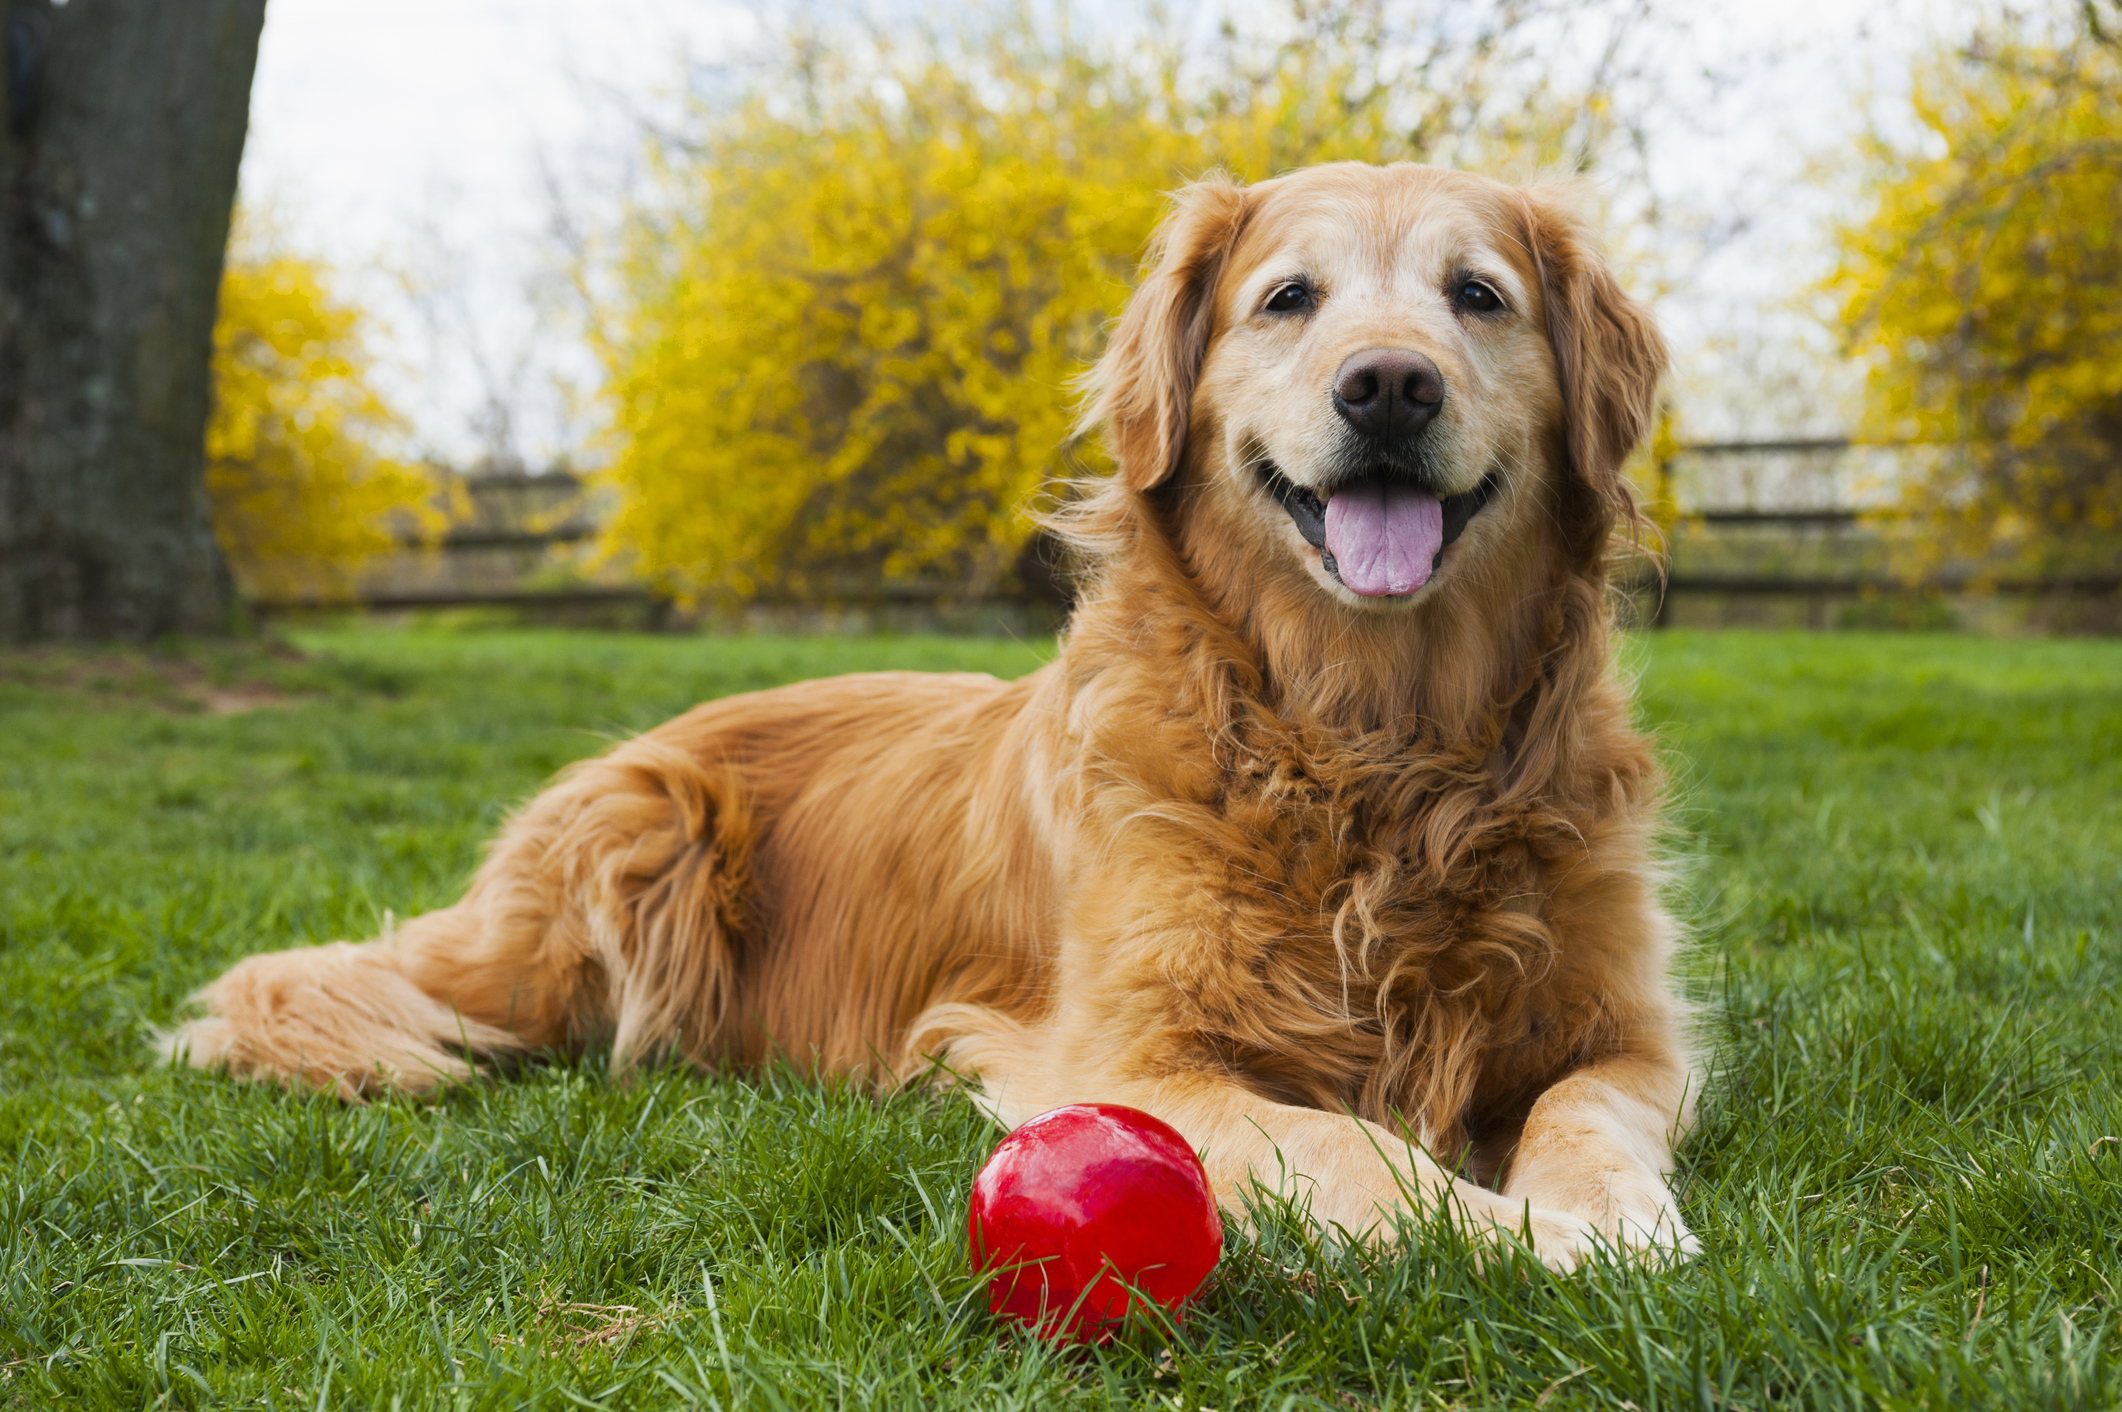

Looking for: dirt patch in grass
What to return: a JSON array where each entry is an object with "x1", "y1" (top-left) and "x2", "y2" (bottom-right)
[
  {"x1": 487, "y1": 1294, "x2": 685, "y2": 1355},
  {"x1": 0, "y1": 639, "x2": 315, "y2": 714}
]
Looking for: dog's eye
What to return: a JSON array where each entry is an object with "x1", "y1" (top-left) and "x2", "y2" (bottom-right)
[
  {"x1": 1263, "y1": 281, "x2": 1314, "y2": 314},
  {"x1": 1455, "y1": 280, "x2": 1504, "y2": 314}
]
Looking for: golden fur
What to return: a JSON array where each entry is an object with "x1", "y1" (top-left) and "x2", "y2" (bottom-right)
[{"x1": 168, "y1": 162, "x2": 1696, "y2": 1267}]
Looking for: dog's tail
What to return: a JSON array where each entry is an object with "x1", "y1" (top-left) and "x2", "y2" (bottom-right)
[{"x1": 161, "y1": 737, "x2": 757, "y2": 1099}]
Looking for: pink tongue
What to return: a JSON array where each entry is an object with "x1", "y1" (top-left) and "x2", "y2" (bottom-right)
[{"x1": 1323, "y1": 482, "x2": 1444, "y2": 596}]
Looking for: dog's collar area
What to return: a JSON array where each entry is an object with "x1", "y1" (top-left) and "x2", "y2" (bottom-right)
[{"x1": 1258, "y1": 461, "x2": 1499, "y2": 588}]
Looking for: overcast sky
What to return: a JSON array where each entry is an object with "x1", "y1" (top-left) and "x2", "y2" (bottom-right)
[{"x1": 238, "y1": 0, "x2": 1964, "y2": 470}]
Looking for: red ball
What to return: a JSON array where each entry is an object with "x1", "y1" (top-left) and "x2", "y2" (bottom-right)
[{"x1": 967, "y1": 1102, "x2": 1224, "y2": 1342}]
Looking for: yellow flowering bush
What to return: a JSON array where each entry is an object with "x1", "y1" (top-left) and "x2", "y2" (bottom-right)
[
  {"x1": 1831, "y1": 30, "x2": 2122, "y2": 577},
  {"x1": 208, "y1": 231, "x2": 442, "y2": 601}
]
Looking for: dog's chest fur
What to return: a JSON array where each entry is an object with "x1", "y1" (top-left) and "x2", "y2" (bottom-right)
[{"x1": 1082, "y1": 695, "x2": 1603, "y2": 1154}]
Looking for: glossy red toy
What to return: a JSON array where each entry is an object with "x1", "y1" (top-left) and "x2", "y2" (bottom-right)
[{"x1": 967, "y1": 1103, "x2": 1223, "y2": 1342}]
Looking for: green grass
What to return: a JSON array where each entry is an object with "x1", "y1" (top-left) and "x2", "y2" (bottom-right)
[{"x1": 3, "y1": 625, "x2": 2119, "y2": 1410}]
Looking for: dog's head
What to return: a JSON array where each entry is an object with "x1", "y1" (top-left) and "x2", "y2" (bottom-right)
[{"x1": 1081, "y1": 162, "x2": 1665, "y2": 614}]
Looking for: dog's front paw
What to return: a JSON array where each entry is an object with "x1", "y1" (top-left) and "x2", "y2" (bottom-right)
[
  {"x1": 1509, "y1": 1205, "x2": 1607, "y2": 1272},
  {"x1": 1505, "y1": 1164, "x2": 1697, "y2": 1266},
  {"x1": 1438, "y1": 1192, "x2": 1604, "y2": 1272},
  {"x1": 1592, "y1": 1166, "x2": 1698, "y2": 1262},
  {"x1": 1501, "y1": 1198, "x2": 1694, "y2": 1271},
  {"x1": 1602, "y1": 1200, "x2": 1698, "y2": 1262}
]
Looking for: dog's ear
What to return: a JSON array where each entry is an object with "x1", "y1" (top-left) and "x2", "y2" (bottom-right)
[
  {"x1": 1521, "y1": 184, "x2": 1667, "y2": 553},
  {"x1": 1080, "y1": 174, "x2": 1251, "y2": 491}
]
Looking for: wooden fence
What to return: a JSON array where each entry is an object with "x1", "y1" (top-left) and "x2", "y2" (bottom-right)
[
  {"x1": 261, "y1": 445, "x2": 2117, "y2": 630},
  {"x1": 1635, "y1": 439, "x2": 2118, "y2": 629}
]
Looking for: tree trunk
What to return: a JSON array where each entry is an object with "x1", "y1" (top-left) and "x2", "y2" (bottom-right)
[{"x1": 0, "y1": 0, "x2": 265, "y2": 640}]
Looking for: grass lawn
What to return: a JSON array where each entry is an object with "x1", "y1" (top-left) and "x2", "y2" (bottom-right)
[{"x1": 3, "y1": 625, "x2": 2120, "y2": 1410}]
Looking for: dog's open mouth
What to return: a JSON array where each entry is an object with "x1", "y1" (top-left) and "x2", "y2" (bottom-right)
[{"x1": 1261, "y1": 462, "x2": 1498, "y2": 597}]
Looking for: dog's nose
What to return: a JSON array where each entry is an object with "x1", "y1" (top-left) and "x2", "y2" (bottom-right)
[{"x1": 1332, "y1": 349, "x2": 1444, "y2": 443}]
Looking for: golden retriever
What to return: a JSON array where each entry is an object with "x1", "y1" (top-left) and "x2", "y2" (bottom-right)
[{"x1": 169, "y1": 161, "x2": 1695, "y2": 1269}]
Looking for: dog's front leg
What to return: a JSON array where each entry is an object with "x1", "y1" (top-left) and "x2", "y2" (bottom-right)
[
  {"x1": 1162, "y1": 1076, "x2": 1608, "y2": 1266},
  {"x1": 1497, "y1": 1050, "x2": 1698, "y2": 1259},
  {"x1": 970, "y1": 1045, "x2": 1602, "y2": 1270}
]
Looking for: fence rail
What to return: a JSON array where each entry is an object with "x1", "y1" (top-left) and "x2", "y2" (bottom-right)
[
  {"x1": 1650, "y1": 573, "x2": 2122, "y2": 595},
  {"x1": 1680, "y1": 437, "x2": 1855, "y2": 456},
  {"x1": 251, "y1": 445, "x2": 2117, "y2": 625}
]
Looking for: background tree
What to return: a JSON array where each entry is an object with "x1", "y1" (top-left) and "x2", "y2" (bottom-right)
[
  {"x1": 0, "y1": 0, "x2": 267, "y2": 640},
  {"x1": 597, "y1": 4, "x2": 1640, "y2": 606},
  {"x1": 1831, "y1": 6, "x2": 2122, "y2": 581},
  {"x1": 207, "y1": 220, "x2": 443, "y2": 603}
]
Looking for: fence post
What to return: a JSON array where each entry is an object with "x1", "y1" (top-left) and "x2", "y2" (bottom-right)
[{"x1": 1651, "y1": 444, "x2": 1675, "y2": 629}]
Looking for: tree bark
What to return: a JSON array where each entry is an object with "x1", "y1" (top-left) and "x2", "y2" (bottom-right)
[{"x1": 0, "y1": 0, "x2": 265, "y2": 640}]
